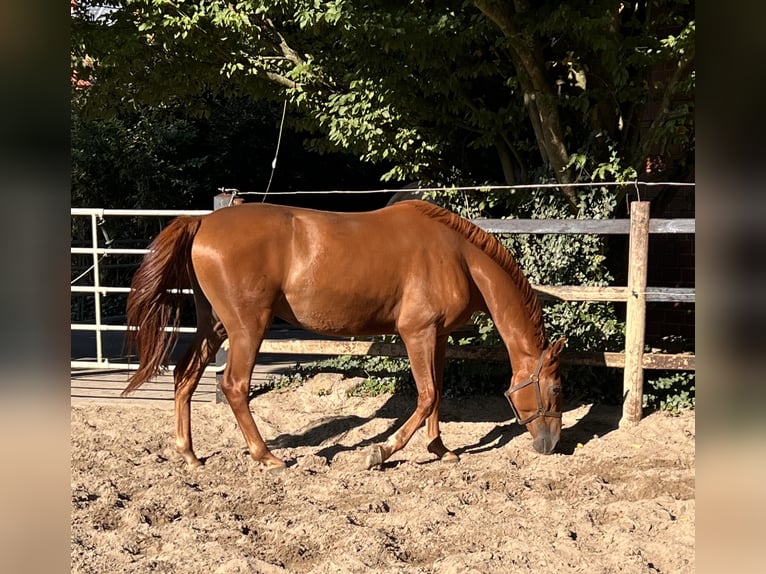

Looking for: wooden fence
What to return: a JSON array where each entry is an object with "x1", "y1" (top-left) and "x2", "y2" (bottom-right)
[{"x1": 212, "y1": 194, "x2": 695, "y2": 426}]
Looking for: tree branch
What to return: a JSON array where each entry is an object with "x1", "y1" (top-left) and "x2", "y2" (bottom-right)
[
  {"x1": 632, "y1": 45, "x2": 695, "y2": 168},
  {"x1": 254, "y1": 69, "x2": 300, "y2": 90},
  {"x1": 494, "y1": 135, "x2": 517, "y2": 185},
  {"x1": 261, "y1": 17, "x2": 305, "y2": 67},
  {"x1": 474, "y1": 0, "x2": 577, "y2": 210}
]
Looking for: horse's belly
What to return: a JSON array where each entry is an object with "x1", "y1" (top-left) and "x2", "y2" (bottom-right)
[
  {"x1": 277, "y1": 260, "x2": 475, "y2": 337},
  {"x1": 274, "y1": 290, "x2": 398, "y2": 337}
]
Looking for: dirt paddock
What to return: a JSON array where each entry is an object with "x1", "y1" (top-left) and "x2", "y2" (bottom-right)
[{"x1": 71, "y1": 375, "x2": 695, "y2": 573}]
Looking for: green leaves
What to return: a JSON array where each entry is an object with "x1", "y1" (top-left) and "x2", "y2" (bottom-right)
[
  {"x1": 271, "y1": 354, "x2": 412, "y2": 397},
  {"x1": 74, "y1": 1, "x2": 694, "y2": 189},
  {"x1": 644, "y1": 372, "x2": 695, "y2": 413}
]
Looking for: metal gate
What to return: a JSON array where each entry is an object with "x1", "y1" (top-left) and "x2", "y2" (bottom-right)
[{"x1": 70, "y1": 208, "x2": 219, "y2": 372}]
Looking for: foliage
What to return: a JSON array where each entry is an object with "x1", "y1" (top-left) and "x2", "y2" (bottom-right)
[
  {"x1": 72, "y1": 1, "x2": 695, "y2": 196},
  {"x1": 271, "y1": 355, "x2": 411, "y2": 397},
  {"x1": 643, "y1": 371, "x2": 695, "y2": 413},
  {"x1": 73, "y1": 108, "x2": 204, "y2": 210}
]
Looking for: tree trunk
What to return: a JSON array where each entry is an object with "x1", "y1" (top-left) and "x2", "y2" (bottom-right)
[
  {"x1": 494, "y1": 134, "x2": 527, "y2": 185},
  {"x1": 474, "y1": 0, "x2": 577, "y2": 211}
]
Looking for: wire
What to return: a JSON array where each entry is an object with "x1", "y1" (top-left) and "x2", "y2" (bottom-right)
[
  {"x1": 71, "y1": 216, "x2": 114, "y2": 285},
  {"x1": 232, "y1": 181, "x2": 695, "y2": 196},
  {"x1": 71, "y1": 257, "x2": 106, "y2": 285},
  {"x1": 263, "y1": 99, "x2": 288, "y2": 201}
]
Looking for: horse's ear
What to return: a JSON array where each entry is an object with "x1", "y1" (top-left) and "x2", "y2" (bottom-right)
[{"x1": 550, "y1": 337, "x2": 567, "y2": 356}]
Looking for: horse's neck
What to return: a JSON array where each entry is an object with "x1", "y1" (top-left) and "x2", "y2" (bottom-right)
[{"x1": 469, "y1": 253, "x2": 544, "y2": 370}]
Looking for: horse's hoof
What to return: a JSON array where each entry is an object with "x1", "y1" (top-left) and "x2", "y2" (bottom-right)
[
  {"x1": 427, "y1": 438, "x2": 458, "y2": 463},
  {"x1": 365, "y1": 445, "x2": 384, "y2": 470},
  {"x1": 441, "y1": 451, "x2": 460, "y2": 464},
  {"x1": 179, "y1": 451, "x2": 202, "y2": 467},
  {"x1": 264, "y1": 461, "x2": 287, "y2": 473},
  {"x1": 257, "y1": 453, "x2": 286, "y2": 471}
]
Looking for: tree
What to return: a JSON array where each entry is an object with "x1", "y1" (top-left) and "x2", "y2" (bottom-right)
[
  {"x1": 71, "y1": 1, "x2": 695, "y2": 401},
  {"x1": 72, "y1": 1, "x2": 694, "y2": 210}
]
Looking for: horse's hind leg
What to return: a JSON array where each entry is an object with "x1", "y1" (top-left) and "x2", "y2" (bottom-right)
[
  {"x1": 173, "y1": 308, "x2": 225, "y2": 466},
  {"x1": 219, "y1": 309, "x2": 285, "y2": 470}
]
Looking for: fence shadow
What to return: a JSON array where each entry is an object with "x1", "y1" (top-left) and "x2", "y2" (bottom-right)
[{"x1": 555, "y1": 402, "x2": 623, "y2": 454}]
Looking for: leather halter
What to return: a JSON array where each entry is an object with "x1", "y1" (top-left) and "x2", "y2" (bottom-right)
[{"x1": 503, "y1": 349, "x2": 562, "y2": 425}]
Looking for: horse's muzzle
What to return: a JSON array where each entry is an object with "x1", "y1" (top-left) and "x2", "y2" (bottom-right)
[{"x1": 532, "y1": 431, "x2": 559, "y2": 455}]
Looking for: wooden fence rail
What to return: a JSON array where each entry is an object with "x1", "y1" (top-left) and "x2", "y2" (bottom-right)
[{"x1": 211, "y1": 194, "x2": 695, "y2": 426}]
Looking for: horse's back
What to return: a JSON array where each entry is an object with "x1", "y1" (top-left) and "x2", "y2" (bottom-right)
[{"x1": 193, "y1": 200, "x2": 454, "y2": 262}]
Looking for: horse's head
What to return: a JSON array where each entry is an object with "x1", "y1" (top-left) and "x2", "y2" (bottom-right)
[{"x1": 505, "y1": 337, "x2": 566, "y2": 454}]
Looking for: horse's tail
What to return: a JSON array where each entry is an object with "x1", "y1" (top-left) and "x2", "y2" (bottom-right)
[{"x1": 122, "y1": 216, "x2": 204, "y2": 396}]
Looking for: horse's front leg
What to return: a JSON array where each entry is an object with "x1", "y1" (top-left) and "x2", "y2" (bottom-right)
[
  {"x1": 366, "y1": 332, "x2": 456, "y2": 468},
  {"x1": 424, "y1": 341, "x2": 459, "y2": 463}
]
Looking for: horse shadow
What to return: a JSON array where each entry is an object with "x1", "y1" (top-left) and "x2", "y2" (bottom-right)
[
  {"x1": 439, "y1": 396, "x2": 622, "y2": 458},
  {"x1": 265, "y1": 393, "x2": 413, "y2": 464},
  {"x1": 259, "y1": 389, "x2": 622, "y2": 465}
]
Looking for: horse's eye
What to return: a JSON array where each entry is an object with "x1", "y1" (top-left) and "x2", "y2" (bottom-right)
[{"x1": 550, "y1": 386, "x2": 562, "y2": 395}]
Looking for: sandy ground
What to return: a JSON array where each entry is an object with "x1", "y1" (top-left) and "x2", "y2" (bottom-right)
[{"x1": 71, "y1": 374, "x2": 694, "y2": 573}]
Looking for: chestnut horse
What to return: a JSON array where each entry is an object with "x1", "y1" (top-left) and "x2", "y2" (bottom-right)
[{"x1": 124, "y1": 200, "x2": 565, "y2": 470}]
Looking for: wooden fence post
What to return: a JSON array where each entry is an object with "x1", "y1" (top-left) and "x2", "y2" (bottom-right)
[
  {"x1": 621, "y1": 201, "x2": 650, "y2": 425},
  {"x1": 212, "y1": 191, "x2": 243, "y2": 403}
]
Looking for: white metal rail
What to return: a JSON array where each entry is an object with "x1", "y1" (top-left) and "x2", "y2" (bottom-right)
[{"x1": 71, "y1": 208, "x2": 215, "y2": 371}]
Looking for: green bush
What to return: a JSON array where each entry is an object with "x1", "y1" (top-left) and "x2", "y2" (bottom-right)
[
  {"x1": 271, "y1": 354, "x2": 412, "y2": 396},
  {"x1": 643, "y1": 371, "x2": 696, "y2": 414}
]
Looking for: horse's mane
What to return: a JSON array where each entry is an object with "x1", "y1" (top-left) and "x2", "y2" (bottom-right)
[{"x1": 405, "y1": 200, "x2": 547, "y2": 348}]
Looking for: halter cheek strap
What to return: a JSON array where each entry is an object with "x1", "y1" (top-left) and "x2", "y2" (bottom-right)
[{"x1": 503, "y1": 349, "x2": 562, "y2": 425}]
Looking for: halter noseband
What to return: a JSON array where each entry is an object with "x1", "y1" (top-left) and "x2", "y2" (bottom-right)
[{"x1": 503, "y1": 349, "x2": 562, "y2": 425}]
